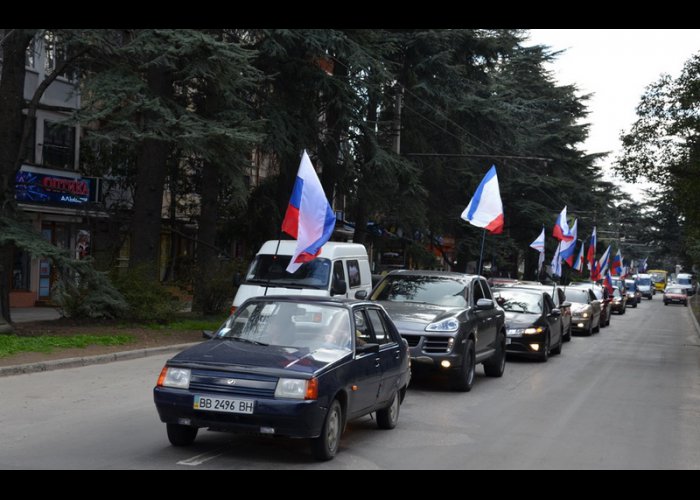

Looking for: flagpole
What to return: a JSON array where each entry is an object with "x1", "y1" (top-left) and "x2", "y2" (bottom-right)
[
  {"x1": 477, "y1": 229, "x2": 486, "y2": 276},
  {"x1": 264, "y1": 230, "x2": 284, "y2": 297}
]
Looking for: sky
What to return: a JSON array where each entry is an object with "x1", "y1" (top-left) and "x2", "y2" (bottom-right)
[{"x1": 525, "y1": 29, "x2": 700, "y2": 198}]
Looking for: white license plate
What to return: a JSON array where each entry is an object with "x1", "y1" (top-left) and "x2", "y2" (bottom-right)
[
  {"x1": 193, "y1": 395, "x2": 254, "y2": 414},
  {"x1": 506, "y1": 338, "x2": 512, "y2": 345}
]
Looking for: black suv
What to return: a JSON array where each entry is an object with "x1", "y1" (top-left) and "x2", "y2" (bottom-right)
[{"x1": 371, "y1": 270, "x2": 506, "y2": 392}]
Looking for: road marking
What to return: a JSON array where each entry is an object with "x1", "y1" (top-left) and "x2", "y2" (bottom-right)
[{"x1": 177, "y1": 449, "x2": 224, "y2": 466}]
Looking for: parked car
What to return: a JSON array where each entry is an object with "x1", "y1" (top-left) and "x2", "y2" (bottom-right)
[
  {"x1": 371, "y1": 270, "x2": 506, "y2": 392},
  {"x1": 610, "y1": 288, "x2": 628, "y2": 314},
  {"x1": 492, "y1": 288, "x2": 563, "y2": 361},
  {"x1": 664, "y1": 286, "x2": 689, "y2": 306},
  {"x1": 564, "y1": 287, "x2": 601, "y2": 336},
  {"x1": 153, "y1": 296, "x2": 410, "y2": 461}
]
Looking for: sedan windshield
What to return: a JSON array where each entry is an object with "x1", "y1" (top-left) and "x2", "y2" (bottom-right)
[
  {"x1": 666, "y1": 287, "x2": 686, "y2": 294},
  {"x1": 216, "y1": 301, "x2": 352, "y2": 352},
  {"x1": 638, "y1": 278, "x2": 651, "y2": 286},
  {"x1": 677, "y1": 277, "x2": 692, "y2": 285},
  {"x1": 565, "y1": 289, "x2": 591, "y2": 304},
  {"x1": 245, "y1": 255, "x2": 330, "y2": 289},
  {"x1": 371, "y1": 275, "x2": 468, "y2": 307},
  {"x1": 493, "y1": 290, "x2": 542, "y2": 314}
]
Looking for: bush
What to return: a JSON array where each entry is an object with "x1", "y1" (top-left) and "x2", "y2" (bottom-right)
[
  {"x1": 192, "y1": 259, "x2": 246, "y2": 315},
  {"x1": 52, "y1": 261, "x2": 128, "y2": 320},
  {"x1": 112, "y1": 267, "x2": 181, "y2": 323}
]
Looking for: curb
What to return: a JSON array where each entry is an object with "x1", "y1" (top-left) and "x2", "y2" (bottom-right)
[
  {"x1": 690, "y1": 295, "x2": 700, "y2": 340},
  {"x1": 0, "y1": 342, "x2": 199, "y2": 378}
]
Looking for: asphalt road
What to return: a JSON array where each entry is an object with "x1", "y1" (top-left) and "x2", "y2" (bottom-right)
[{"x1": 1, "y1": 297, "x2": 699, "y2": 469}]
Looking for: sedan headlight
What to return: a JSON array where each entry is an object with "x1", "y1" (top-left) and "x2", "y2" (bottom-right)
[
  {"x1": 523, "y1": 327, "x2": 544, "y2": 335},
  {"x1": 426, "y1": 318, "x2": 459, "y2": 332},
  {"x1": 157, "y1": 367, "x2": 191, "y2": 389},
  {"x1": 275, "y1": 377, "x2": 318, "y2": 400}
]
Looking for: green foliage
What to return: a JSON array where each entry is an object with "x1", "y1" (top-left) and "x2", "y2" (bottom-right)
[
  {"x1": 112, "y1": 267, "x2": 181, "y2": 323},
  {"x1": 0, "y1": 334, "x2": 133, "y2": 358},
  {"x1": 191, "y1": 259, "x2": 246, "y2": 315},
  {"x1": 0, "y1": 216, "x2": 128, "y2": 319},
  {"x1": 616, "y1": 52, "x2": 700, "y2": 270}
]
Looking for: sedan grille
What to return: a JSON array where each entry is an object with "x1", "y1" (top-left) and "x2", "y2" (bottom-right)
[
  {"x1": 189, "y1": 369, "x2": 277, "y2": 398},
  {"x1": 423, "y1": 337, "x2": 452, "y2": 353},
  {"x1": 402, "y1": 335, "x2": 421, "y2": 347}
]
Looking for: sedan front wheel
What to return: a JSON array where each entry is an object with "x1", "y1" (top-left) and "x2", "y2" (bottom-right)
[{"x1": 311, "y1": 400, "x2": 343, "y2": 461}]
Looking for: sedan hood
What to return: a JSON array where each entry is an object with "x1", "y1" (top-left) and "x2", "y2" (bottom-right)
[
  {"x1": 377, "y1": 301, "x2": 461, "y2": 332},
  {"x1": 504, "y1": 312, "x2": 539, "y2": 329},
  {"x1": 570, "y1": 303, "x2": 591, "y2": 314},
  {"x1": 169, "y1": 339, "x2": 350, "y2": 375}
]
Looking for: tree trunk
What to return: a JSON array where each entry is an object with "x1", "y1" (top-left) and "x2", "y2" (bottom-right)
[
  {"x1": 353, "y1": 88, "x2": 379, "y2": 246},
  {"x1": 128, "y1": 67, "x2": 173, "y2": 277},
  {"x1": 318, "y1": 58, "x2": 348, "y2": 206},
  {"x1": 192, "y1": 159, "x2": 220, "y2": 314},
  {"x1": 0, "y1": 30, "x2": 36, "y2": 325}
]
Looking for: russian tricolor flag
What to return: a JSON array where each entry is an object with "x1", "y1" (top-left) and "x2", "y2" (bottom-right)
[
  {"x1": 553, "y1": 206, "x2": 575, "y2": 242},
  {"x1": 598, "y1": 245, "x2": 612, "y2": 278},
  {"x1": 560, "y1": 218, "x2": 578, "y2": 266},
  {"x1": 461, "y1": 165, "x2": 504, "y2": 234},
  {"x1": 611, "y1": 249, "x2": 623, "y2": 276},
  {"x1": 573, "y1": 242, "x2": 585, "y2": 272},
  {"x1": 281, "y1": 151, "x2": 336, "y2": 273},
  {"x1": 587, "y1": 226, "x2": 597, "y2": 271}
]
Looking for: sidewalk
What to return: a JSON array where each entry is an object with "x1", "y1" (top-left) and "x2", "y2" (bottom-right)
[{"x1": 8, "y1": 307, "x2": 62, "y2": 323}]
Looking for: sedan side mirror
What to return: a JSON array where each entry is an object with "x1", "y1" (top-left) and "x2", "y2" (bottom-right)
[
  {"x1": 354, "y1": 290, "x2": 368, "y2": 300},
  {"x1": 549, "y1": 308, "x2": 562, "y2": 317},
  {"x1": 202, "y1": 330, "x2": 214, "y2": 339},
  {"x1": 476, "y1": 298, "x2": 495, "y2": 310},
  {"x1": 561, "y1": 301, "x2": 572, "y2": 308},
  {"x1": 331, "y1": 279, "x2": 347, "y2": 296}
]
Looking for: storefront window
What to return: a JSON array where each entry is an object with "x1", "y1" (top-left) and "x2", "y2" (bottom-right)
[{"x1": 12, "y1": 250, "x2": 31, "y2": 291}]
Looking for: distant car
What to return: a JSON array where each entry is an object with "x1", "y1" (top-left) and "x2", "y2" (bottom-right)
[
  {"x1": 371, "y1": 270, "x2": 507, "y2": 392},
  {"x1": 636, "y1": 274, "x2": 654, "y2": 299},
  {"x1": 492, "y1": 288, "x2": 563, "y2": 361},
  {"x1": 624, "y1": 279, "x2": 641, "y2": 307},
  {"x1": 676, "y1": 273, "x2": 696, "y2": 296},
  {"x1": 664, "y1": 286, "x2": 689, "y2": 306},
  {"x1": 153, "y1": 296, "x2": 410, "y2": 461},
  {"x1": 564, "y1": 286, "x2": 602, "y2": 336},
  {"x1": 610, "y1": 288, "x2": 628, "y2": 314}
]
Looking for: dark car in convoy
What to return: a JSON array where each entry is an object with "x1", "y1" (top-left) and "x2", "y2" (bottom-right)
[
  {"x1": 568, "y1": 282, "x2": 612, "y2": 328},
  {"x1": 664, "y1": 286, "x2": 689, "y2": 306},
  {"x1": 153, "y1": 296, "x2": 410, "y2": 461},
  {"x1": 371, "y1": 270, "x2": 506, "y2": 392},
  {"x1": 610, "y1": 287, "x2": 628, "y2": 314},
  {"x1": 564, "y1": 287, "x2": 601, "y2": 335},
  {"x1": 625, "y1": 279, "x2": 641, "y2": 307},
  {"x1": 498, "y1": 284, "x2": 572, "y2": 342},
  {"x1": 492, "y1": 288, "x2": 563, "y2": 361}
]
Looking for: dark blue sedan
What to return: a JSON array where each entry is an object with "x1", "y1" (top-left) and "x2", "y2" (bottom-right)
[{"x1": 154, "y1": 296, "x2": 410, "y2": 460}]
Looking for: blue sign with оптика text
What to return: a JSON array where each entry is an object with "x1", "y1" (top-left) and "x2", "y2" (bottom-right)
[{"x1": 15, "y1": 170, "x2": 96, "y2": 206}]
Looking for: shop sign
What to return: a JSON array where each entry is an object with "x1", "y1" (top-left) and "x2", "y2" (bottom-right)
[{"x1": 15, "y1": 170, "x2": 97, "y2": 206}]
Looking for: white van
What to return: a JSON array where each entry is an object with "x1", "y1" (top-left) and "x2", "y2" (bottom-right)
[{"x1": 232, "y1": 240, "x2": 373, "y2": 312}]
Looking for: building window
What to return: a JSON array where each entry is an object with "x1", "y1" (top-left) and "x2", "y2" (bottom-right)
[
  {"x1": 43, "y1": 31, "x2": 74, "y2": 80},
  {"x1": 20, "y1": 115, "x2": 36, "y2": 163},
  {"x1": 43, "y1": 121, "x2": 75, "y2": 169},
  {"x1": 25, "y1": 36, "x2": 37, "y2": 69}
]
